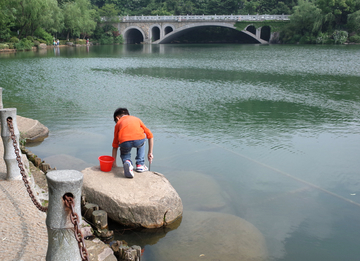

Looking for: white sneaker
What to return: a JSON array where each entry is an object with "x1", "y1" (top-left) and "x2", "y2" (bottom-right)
[
  {"x1": 124, "y1": 160, "x2": 134, "y2": 178},
  {"x1": 136, "y1": 164, "x2": 148, "y2": 172}
]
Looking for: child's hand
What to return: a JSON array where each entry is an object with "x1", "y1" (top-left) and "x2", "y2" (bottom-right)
[
  {"x1": 148, "y1": 153, "x2": 153, "y2": 164},
  {"x1": 112, "y1": 161, "x2": 117, "y2": 168}
]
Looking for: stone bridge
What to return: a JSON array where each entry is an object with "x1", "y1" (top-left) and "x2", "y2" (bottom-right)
[{"x1": 109, "y1": 14, "x2": 290, "y2": 44}]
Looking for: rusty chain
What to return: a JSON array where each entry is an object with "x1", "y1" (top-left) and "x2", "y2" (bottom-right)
[
  {"x1": 63, "y1": 194, "x2": 89, "y2": 261},
  {"x1": 7, "y1": 117, "x2": 89, "y2": 260},
  {"x1": 7, "y1": 117, "x2": 48, "y2": 212}
]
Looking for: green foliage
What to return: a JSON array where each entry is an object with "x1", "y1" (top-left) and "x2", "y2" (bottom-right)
[
  {"x1": 63, "y1": 0, "x2": 97, "y2": 39},
  {"x1": 9, "y1": 36, "x2": 19, "y2": 43},
  {"x1": 316, "y1": 0, "x2": 360, "y2": 26},
  {"x1": 14, "y1": 38, "x2": 34, "y2": 51},
  {"x1": 91, "y1": 24, "x2": 122, "y2": 44},
  {"x1": 347, "y1": 10, "x2": 360, "y2": 33},
  {"x1": 332, "y1": 30, "x2": 348, "y2": 44},
  {"x1": 34, "y1": 28, "x2": 53, "y2": 45},
  {"x1": 299, "y1": 33, "x2": 317, "y2": 44},
  {"x1": 0, "y1": 0, "x2": 15, "y2": 40},
  {"x1": 114, "y1": 35, "x2": 124, "y2": 44},
  {"x1": 99, "y1": 3, "x2": 119, "y2": 21},
  {"x1": 316, "y1": 32, "x2": 329, "y2": 43},
  {"x1": 99, "y1": 34, "x2": 114, "y2": 45},
  {"x1": 76, "y1": 39, "x2": 86, "y2": 44},
  {"x1": 0, "y1": 43, "x2": 9, "y2": 49},
  {"x1": 8, "y1": 0, "x2": 61, "y2": 38},
  {"x1": 33, "y1": 40, "x2": 40, "y2": 47},
  {"x1": 26, "y1": 36, "x2": 34, "y2": 41},
  {"x1": 349, "y1": 34, "x2": 360, "y2": 43},
  {"x1": 280, "y1": 0, "x2": 326, "y2": 43}
]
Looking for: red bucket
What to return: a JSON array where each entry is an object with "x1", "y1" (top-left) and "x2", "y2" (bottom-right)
[{"x1": 98, "y1": 155, "x2": 115, "y2": 172}]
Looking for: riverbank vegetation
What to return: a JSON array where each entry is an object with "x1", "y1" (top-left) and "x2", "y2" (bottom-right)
[{"x1": 0, "y1": 0, "x2": 359, "y2": 49}]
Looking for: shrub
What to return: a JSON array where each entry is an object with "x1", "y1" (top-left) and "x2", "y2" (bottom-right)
[
  {"x1": 114, "y1": 35, "x2": 123, "y2": 44},
  {"x1": 349, "y1": 35, "x2": 360, "y2": 43},
  {"x1": 26, "y1": 36, "x2": 34, "y2": 41},
  {"x1": 316, "y1": 32, "x2": 329, "y2": 44},
  {"x1": 33, "y1": 40, "x2": 40, "y2": 47},
  {"x1": 75, "y1": 39, "x2": 86, "y2": 45},
  {"x1": 0, "y1": 43, "x2": 9, "y2": 49},
  {"x1": 9, "y1": 37, "x2": 19, "y2": 43},
  {"x1": 14, "y1": 38, "x2": 34, "y2": 51},
  {"x1": 333, "y1": 30, "x2": 348, "y2": 44},
  {"x1": 34, "y1": 28, "x2": 53, "y2": 45},
  {"x1": 99, "y1": 34, "x2": 114, "y2": 45}
]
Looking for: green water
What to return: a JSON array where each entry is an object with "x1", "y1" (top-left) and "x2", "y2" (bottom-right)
[{"x1": 1, "y1": 44, "x2": 360, "y2": 260}]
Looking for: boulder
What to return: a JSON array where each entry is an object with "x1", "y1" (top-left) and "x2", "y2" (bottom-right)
[
  {"x1": 150, "y1": 211, "x2": 268, "y2": 261},
  {"x1": 17, "y1": 115, "x2": 49, "y2": 142},
  {"x1": 85, "y1": 238, "x2": 117, "y2": 261},
  {"x1": 82, "y1": 166, "x2": 183, "y2": 228},
  {"x1": 38, "y1": 43, "x2": 47, "y2": 49},
  {"x1": 43, "y1": 154, "x2": 92, "y2": 171},
  {"x1": 166, "y1": 171, "x2": 233, "y2": 213}
]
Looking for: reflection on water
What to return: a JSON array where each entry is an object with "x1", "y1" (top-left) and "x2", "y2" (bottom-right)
[{"x1": 1, "y1": 44, "x2": 360, "y2": 261}]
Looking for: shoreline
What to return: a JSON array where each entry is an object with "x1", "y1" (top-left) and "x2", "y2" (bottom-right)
[{"x1": 0, "y1": 43, "x2": 92, "y2": 53}]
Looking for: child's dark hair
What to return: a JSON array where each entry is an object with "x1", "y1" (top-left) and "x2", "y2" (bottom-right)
[{"x1": 113, "y1": 108, "x2": 130, "y2": 122}]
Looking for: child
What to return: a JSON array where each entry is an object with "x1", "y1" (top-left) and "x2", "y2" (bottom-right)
[{"x1": 112, "y1": 108, "x2": 154, "y2": 178}]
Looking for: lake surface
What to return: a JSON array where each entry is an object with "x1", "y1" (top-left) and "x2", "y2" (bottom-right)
[{"x1": 1, "y1": 44, "x2": 360, "y2": 260}]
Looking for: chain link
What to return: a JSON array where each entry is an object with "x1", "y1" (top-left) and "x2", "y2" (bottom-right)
[
  {"x1": 64, "y1": 194, "x2": 89, "y2": 261},
  {"x1": 6, "y1": 118, "x2": 48, "y2": 212}
]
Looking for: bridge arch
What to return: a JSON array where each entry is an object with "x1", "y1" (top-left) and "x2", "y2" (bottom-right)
[
  {"x1": 149, "y1": 24, "x2": 161, "y2": 42},
  {"x1": 154, "y1": 23, "x2": 266, "y2": 44},
  {"x1": 163, "y1": 24, "x2": 175, "y2": 36},
  {"x1": 260, "y1": 26, "x2": 271, "y2": 41},
  {"x1": 123, "y1": 26, "x2": 145, "y2": 44},
  {"x1": 245, "y1": 25, "x2": 256, "y2": 35}
]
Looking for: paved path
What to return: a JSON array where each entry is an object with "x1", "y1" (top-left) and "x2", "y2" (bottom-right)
[{"x1": 0, "y1": 142, "x2": 48, "y2": 260}]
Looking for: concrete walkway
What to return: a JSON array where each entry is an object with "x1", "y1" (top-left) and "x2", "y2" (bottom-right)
[
  {"x1": 0, "y1": 129, "x2": 117, "y2": 261},
  {"x1": 0, "y1": 142, "x2": 48, "y2": 260}
]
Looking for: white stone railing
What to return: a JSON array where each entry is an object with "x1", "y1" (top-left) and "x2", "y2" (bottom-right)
[{"x1": 103, "y1": 14, "x2": 290, "y2": 22}]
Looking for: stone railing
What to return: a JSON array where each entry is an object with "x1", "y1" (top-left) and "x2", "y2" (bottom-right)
[{"x1": 103, "y1": 14, "x2": 290, "y2": 22}]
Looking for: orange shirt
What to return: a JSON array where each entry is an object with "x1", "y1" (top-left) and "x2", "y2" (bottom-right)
[{"x1": 112, "y1": 115, "x2": 153, "y2": 148}]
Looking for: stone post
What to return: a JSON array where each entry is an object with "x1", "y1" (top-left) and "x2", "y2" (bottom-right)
[
  {"x1": 0, "y1": 108, "x2": 22, "y2": 180},
  {"x1": 46, "y1": 170, "x2": 84, "y2": 261}
]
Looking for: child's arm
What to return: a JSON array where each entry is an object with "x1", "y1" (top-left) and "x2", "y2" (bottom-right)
[
  {"x1": 112, "y1": 147, "x2": 118, "y2": 167},
  {"x1": 147, "y1": 137, "x2": 154, "y2": 163}
]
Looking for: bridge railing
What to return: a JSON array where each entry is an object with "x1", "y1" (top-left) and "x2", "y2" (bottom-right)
[{"x1": 115, "y1": 14, "x2": 290, "y2": 22}]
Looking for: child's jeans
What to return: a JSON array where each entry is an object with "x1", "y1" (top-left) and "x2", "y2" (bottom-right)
[{"x1": 119, "y1": 138, "x2": 146, "y2": 166}]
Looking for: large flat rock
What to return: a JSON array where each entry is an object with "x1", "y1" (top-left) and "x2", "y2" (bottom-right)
[
  {"x1": 17, "y1": 115, "x2": 49, "y2": 142},
  {"x1": 82, "y1": 166, "x2": 183, "y2": 229}
]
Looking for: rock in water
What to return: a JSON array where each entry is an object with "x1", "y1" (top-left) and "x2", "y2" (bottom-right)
[
  {"x1": 16, "y1": 115, "x2": 49, "y2": 142},
  {"x1": 150, "y1": 211, "x2": 268, "y2": 261},
  {"x1": 82, "y1": 166, "x2": 183, "y2": 228}
]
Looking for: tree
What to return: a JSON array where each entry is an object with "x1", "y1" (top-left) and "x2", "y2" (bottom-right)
[
  {"x1": 99, "y1": 3, "x2": 119, "y2": 20},
  {"x1": 62, "y1": 0, "x2": 96, "y2": 39},
  {"x1": 0, "y1": 0, "x2": 15, "y2": 40},
  {"x1": 280, "y1": 0, "x2": 324, "y2": 43},
  {"x1": 6, "y1": 0, "x2": 61, "y2": 38},
  {"x1": 316, "y1": 0, "x2": 360, "y2": 26},
  {"x1": 347, "y1": 9, "x2": 360, "y2": 33}
]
